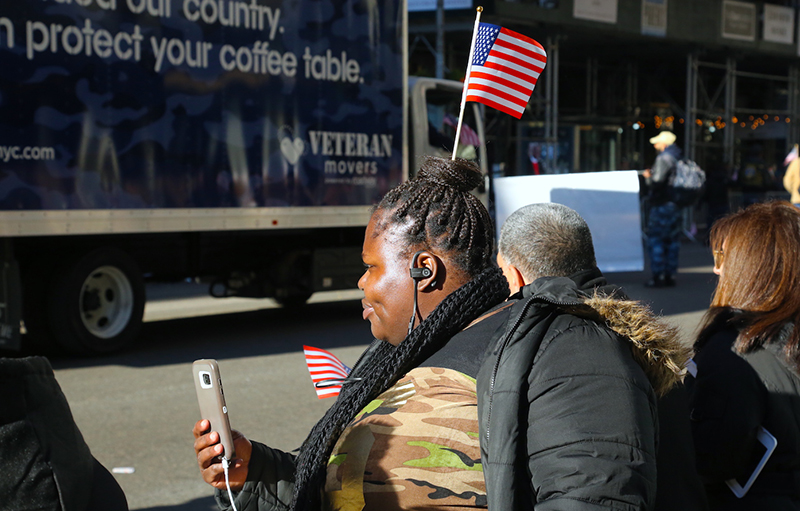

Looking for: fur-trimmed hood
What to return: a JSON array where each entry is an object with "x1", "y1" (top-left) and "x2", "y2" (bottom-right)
[
  {"x1": 582, "y1": 292, "x2": 691, "y2": 396},
  {"x1": 523, "y1": 273, "x2": 691, "y2": 397}
]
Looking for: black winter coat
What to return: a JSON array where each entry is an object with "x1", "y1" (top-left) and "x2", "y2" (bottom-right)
[
  {"x1": 0, "y1": 357, "x2": 128, "y2": 511},
  {"x1": 476, "y1": 273, "x2": 692, "y2": 510},
  {"x1": 687, "y1": 314, "x2": 800, "y2": 510}
]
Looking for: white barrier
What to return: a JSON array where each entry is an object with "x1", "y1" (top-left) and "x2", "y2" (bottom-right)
[{"x1": 494, "y1": 171, "x2": 644, "y2": 273}]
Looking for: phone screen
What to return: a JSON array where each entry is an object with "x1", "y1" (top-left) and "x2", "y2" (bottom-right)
[{"x1": 733, "y1": 439, "x2": 769, "y2": 487}]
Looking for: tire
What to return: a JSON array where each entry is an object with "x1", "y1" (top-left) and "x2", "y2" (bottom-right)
[{"x1": 48, "y1": 248, "x2": 145, "y2": 354}]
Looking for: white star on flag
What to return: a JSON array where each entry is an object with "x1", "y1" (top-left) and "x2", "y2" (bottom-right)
[{"x1": 466, "y1": 22, "x2": 547, "y2": 119}]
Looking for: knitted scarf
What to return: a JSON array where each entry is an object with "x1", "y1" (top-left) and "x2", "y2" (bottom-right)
[{"x1": 289, "y1": 265, "x2": 509, "y2": 510}]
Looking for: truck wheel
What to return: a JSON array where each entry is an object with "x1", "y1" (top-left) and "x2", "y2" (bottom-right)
[{"x1": 48, "y1": 248, "x2": 145, "y2": 354}]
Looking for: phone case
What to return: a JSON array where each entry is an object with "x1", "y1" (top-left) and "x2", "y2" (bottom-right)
[
  {"x1": 725, "y1": 426, "x2": 778, "y2": 498},
  {"x1": 193, "y1": 359, "x2": 236, "y2": 459}
]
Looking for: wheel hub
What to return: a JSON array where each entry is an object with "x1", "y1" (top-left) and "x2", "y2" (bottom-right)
[{"x1": 79, "y1": 266, "x2": 134, "y2": 339}]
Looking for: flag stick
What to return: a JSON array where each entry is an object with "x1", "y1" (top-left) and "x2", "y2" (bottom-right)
[{"x1": 452, "y1": 6, "x2": 483, "y2": 161}]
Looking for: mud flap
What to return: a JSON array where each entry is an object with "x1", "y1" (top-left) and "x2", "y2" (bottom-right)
[{"x1": 0, "y1": 241, "x2": 21, "y2": 351}]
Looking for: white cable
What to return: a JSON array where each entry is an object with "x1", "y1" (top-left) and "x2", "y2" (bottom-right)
[{"x1": 221, "y1": 457, "x2": 239, "y2": 511}]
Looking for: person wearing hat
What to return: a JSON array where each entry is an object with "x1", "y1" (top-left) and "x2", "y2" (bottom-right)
[{"x1": 642, "y1": 131, "x2": 682, "y2": 287}]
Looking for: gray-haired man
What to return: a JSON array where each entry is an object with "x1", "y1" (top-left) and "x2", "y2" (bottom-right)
[{"x1": 476, "y1": 203, "x2": 707, "y2": 511}]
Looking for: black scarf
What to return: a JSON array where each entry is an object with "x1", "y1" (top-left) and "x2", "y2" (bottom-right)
[{"x1": 289, "y1": 265, "x2": 509, "y2": 510}]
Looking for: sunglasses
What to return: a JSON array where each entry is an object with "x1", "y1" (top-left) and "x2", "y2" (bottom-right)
[{"x1": 713, "y1": 249, "x2": 724, "y2": 269}]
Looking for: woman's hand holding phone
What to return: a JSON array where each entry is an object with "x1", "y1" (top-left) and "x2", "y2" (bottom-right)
[{"x1": 193, "y1": 420, "x2": 252, "y2": 491}]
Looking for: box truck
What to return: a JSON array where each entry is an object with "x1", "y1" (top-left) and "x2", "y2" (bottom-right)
[{"x1": 0, "y1": 0, "x2": 486, "y2": 353}]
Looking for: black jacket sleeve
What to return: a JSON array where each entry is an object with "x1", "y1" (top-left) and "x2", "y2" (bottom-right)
[
  {"x1": 215, "y1": 441, "x2": 297, "y2": 511},
  {"x1": 525, "y1": 322, "x2": 658, "y2": 510},
  {"x1": 686, "y1": 332, "x2": 767, "y2": 483}
]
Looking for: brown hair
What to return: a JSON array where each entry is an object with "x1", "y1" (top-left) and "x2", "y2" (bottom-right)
[{"x1": 700, "y1": 200, "x2": 800, "y2": 366}]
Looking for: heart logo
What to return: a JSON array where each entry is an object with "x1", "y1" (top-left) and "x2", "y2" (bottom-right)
[{"x1": 280, "y1": 136, "x2": 305, "y2": 165}]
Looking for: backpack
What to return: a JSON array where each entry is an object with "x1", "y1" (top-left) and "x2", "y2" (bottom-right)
[{"x1": 669, "y1": 159, "x2": 706, "y2": 207}]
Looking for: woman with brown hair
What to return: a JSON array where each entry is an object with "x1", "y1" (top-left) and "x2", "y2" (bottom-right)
[{"x1": 687, "y1": 200, "x2": 800, "y2": 510}]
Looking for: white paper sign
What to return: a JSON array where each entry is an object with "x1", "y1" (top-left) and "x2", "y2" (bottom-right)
[
  {"x1": 494, "y1": 171, "x2": 644, "y2": 273},
  {"x1": 642, "y1": 0, "x2": 667, "y2": 37},
  {"x1": 722, "y1": 0, "x2": 756, "y2": 42},
  {"x1": 574, "y1": 0, "x2": 618, "y2": 24},
  {"x1": 408, "y1": 0, "x2": 472, "y2": 12},
  {"x1": 763, "y1": 4, "x2": 794, "y2": 45}
]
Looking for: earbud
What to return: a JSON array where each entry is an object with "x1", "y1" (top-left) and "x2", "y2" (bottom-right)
[
  {"x1": 409, "y1": 251, "x2": 432, "y2": 280},
  {"x1": 410, "y1": 267, "x2": 432, "y2": 279},
  {"x1": 407, "y1": 250, "x2": 433, "y2": 337}
]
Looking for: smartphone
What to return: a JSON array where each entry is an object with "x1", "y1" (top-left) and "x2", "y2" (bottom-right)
[
  {"x1": 725, "y1": 426, "x2": 778, "y2": 498},
  {"x1": 192, "y1": 359, "x2": 236, "y2": 459}
]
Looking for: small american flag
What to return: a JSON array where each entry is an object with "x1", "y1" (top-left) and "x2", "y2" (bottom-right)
[
  {"x1": 303, "y1": 345, "x2": 351, "y2": 399},
  {"x1": 466, "y1": 22, "x2": 547, "y2": 119},
  {"x1": 444, "y1": 114, "x2": 481, "y2": 147}
]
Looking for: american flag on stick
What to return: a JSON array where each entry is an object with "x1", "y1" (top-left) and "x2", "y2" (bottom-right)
[
  {"x1": 451, "y1": 7, "x2": 546, "y2": 159},
  {"x1": 303, "y1": 345, "x2": 351, "y2": 399},
  {"x1": 466, "y1": 22, "x2": 547, "y2": 119}
]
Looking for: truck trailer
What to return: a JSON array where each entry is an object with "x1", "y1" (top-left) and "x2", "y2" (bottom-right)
[{"x1": 0, "y1": 0, "x2": 486, "y2": 354}]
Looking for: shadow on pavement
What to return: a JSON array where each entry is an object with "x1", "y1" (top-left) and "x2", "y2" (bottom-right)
[
  {"x1": 49, "y1": 298, "x2": 370, "y2": 370},
  {"x1": 46, "y1": 239, "x2": 717, "y2": 370},
  {"x1": 135, "y1": 496, "x2": 217, "y2": 511},
  {"x1": 610, "y1": 239, "x2": 717, "y2": 317}
]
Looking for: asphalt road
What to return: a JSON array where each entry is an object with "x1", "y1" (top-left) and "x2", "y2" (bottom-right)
[{"x1": 49, "y1": 240, "x2": 717, "y2": 511}]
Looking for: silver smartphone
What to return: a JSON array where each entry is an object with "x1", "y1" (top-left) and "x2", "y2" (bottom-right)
[{"x1": 192, "y1": 359, "x2": 235, "y2": 459}]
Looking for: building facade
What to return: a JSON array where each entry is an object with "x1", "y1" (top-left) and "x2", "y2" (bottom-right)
[{"x1": 410, "y1": 0, "x2": 800, "y2": 191}]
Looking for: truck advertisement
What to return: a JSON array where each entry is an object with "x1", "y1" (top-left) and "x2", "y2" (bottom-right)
[
  {"x1": 0, "y1": 0, "x2": 418, "y2": 355},
  {"x1": 0, "y1": 0, "x2": 404, "y2": 211}
]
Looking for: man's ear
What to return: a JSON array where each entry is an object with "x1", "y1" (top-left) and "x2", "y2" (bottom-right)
[
  {"x1": 497, "y1": 252, "x2": 526, "y2": 293},
  {"x1": 411, "y1": 251, "x2": 440, "y2": 291}
]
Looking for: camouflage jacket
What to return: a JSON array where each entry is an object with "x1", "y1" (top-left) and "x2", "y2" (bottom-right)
[{"x1": 217, "y1": 314, "x2": 505, "y2": 511}]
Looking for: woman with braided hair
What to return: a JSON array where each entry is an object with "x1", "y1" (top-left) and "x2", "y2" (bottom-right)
[{"x1": 193, "y1": 156, "x2": 510, "y2": 511}]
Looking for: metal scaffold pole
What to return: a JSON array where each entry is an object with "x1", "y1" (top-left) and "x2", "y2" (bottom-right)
[
  {"x1": 544, "y1": 37, "x2": 559, "y2": 173},
  {"x1": 790, "y1": 65, "x2": 800, "y2": 146},
  {"x1": 724, "y1": 58, "x2": 736, "y2": 166},
  {"x1": 685, "y1": 53, "x2": 697, "y2": 162}
]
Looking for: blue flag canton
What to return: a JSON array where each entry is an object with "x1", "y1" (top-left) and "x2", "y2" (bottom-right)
[{"x1": 472, "y1": 23, "x2": 501, "y2": 66}]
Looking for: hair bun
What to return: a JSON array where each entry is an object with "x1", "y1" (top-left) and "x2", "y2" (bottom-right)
[{"x1": 416, "y1": 156, "x2": 483, "y2": 193}]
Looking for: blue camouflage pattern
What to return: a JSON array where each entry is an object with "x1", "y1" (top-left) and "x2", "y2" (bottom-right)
[
  {"x1": 646, "y1": 202, "x2": 680, "y2": 275},
  {"x1": 0, "y1": 0, "x2": 403, "y2": 210}
]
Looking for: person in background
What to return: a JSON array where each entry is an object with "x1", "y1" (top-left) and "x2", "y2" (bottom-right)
[
  {"x1": 643, "y1": 131, "x2": 682, "y2": 287},
  {"x1": 193, "y1": 156, "x2": 510, "y2": 511},
  {"x1": 686, "y1": 200, "x2": 800, "y2": 510},
  {"x1": 480, "y1": 202, "x2": 697, "y2": 510},
  {"x1": 0, "y1": 356, "x2": 129, "y2": 511},
  {"x1": 782, "y1": 145, "x2": 800, "y2": 207}
]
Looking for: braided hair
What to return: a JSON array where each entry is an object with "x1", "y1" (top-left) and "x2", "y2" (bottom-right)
[
  {"x1": 289, "y1": 157, "x2": 509, "y2": 510},
  {"x1": 373, "y1": 156, "x2": 495, "y2": 275}
]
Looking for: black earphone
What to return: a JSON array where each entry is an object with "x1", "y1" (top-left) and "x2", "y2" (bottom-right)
[
  {"x1": 409, "y1": 266, "x2": 432, "y2": 280},
  {"x1": 410, "y1": 251, "x2": 434, "y2": 281},
  {"x1": 407, "y1": 251, "x2": 432, "y2": 336}
]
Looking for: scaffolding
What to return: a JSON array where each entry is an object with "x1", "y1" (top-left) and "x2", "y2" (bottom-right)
[{"x1": 685, "y1": 54, "x2": 800, "y2": 167}]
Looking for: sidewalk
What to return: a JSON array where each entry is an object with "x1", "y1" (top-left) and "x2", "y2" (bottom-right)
[
  {"x1": 143, "y1": 240, "x2": 716, "y2": 344},
  {"x1": 611, "y1": 239, "x2": 716, "y2": 345}
]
